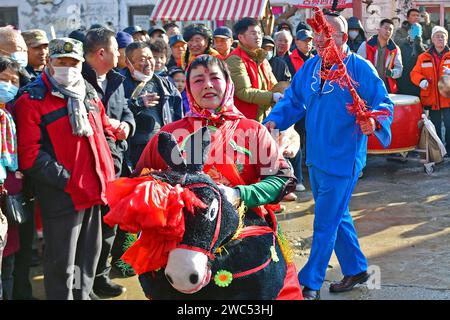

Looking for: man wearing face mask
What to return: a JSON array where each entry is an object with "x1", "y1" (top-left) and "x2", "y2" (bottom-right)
[
  {"x1": 14, "y1": 38, "x2": 118, "y2": 300},
  {"x1": 82, "y1": 27, "x2": 136, "y2": 299},
  {"x1": 0, "y1": 26, "x2": 37, "y2": 301},
  {"x1": 262, "y1": 35, "x2": 291, "y2": 82},
  {"x1": 122, "y1": 41, "x2": 183, "y2": 167},
  {"x1": 0, "y1": 56, "x2": 22, "y2": 301},
  {"x1": 0, "y1": 27, "x2": 31, "y2": 87},
  {"x1": 346, "y1": 17, "x2": 366, "y2": 53}
]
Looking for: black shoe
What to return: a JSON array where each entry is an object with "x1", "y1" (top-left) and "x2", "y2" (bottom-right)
[
  {"x1": 89, "y1": 291, "x2": 101, "y2": 300},
  {"x1": 93, "y1": 279, "x2": 126, "y2": 297},
  {"x1": 329, "y1": 271, "x2": 370, "y2": 293},
  {"x1": 302, "y1": 287, "x2": 320, "y2": 300}
]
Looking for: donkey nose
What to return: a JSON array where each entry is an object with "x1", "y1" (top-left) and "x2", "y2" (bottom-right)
[{"x1": 189, "y1": 273, "x2": 199, "y2": 285}]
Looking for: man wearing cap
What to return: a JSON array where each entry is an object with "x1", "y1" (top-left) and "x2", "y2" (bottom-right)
[
  {"x1": 163, "y1": 22, "x2": 181, "y2": 38},
  {"x1": 411, "y1": 26, "x2": 450, "y2": 154},
  {"x1": 213, "y1": 26, "x2": 233, "y2": 59},
  {"x1": 21, "y1": 29, "x2": 49, "y2": 81},
  {"x1": 123, "y1": 26, "x2": 148, "y2": 42},
  {"x1": 262, "y1": 35, "x2": 291, "y2": 82},
  {"x1": 357, "y1": 19, "x2": 403, "y2": 94},
  {"x1": 290, "y1": 29, "x2": 314, "y2": 73},
  {"x1": 15, "y1": 38, "x2": 118, "y2": 300},
  {"x1": 148, "y1": 25, "x2": 168, "y2": 44},
  {"x1": 167, "y1": 34, "x2": 186, "y2": 69},
  {"x1": 82, "y1": 27, "x2": 136, "y2": 298},
  {"x1": 116, "y1": 31, "x2": 133, "y2": 70},
  {"x1": 226, "y1": 17, "x2": 278, "y2": 122},
  {"x1": 182, "y1": 23, "x2": 220, "y2": 69}
]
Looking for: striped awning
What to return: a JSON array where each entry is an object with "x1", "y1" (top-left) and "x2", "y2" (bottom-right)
[{"x1": 150, "y1": 0, "x2": 269, "y2": 22}]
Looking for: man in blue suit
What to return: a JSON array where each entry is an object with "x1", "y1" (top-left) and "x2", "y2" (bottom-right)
[{"x1": 263, "y1": 13, "x2": 393, "y2": 300}]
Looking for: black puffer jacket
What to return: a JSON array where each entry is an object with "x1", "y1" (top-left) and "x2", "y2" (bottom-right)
[
  {"x1": 347, "y1": 17, "x2": 366, "y2": 53},
  {"x1": 397, "y1": 37, "x2": 426, "y2": 96},
  {"x1": 82, "y1": 63, "x2": 136, "y2": 176}
]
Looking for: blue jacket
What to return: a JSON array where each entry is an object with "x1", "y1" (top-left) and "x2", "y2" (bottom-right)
[{"x1": 263, "y1": 46, "x2": 393, "y2": 177}]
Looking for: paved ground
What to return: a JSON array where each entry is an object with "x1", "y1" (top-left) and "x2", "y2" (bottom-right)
[{"x1": 31, "y1": 155, "x2": 450, "y2": 300}]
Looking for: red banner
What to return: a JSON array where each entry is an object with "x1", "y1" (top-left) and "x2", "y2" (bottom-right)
[{"x1": 285, "y1": 0, "x2": 353, "y2": 9}]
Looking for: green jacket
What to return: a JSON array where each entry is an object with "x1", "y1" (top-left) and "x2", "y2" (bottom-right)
[{"x1": 226, "y1": 44, "x2": 277, "y2": 122}]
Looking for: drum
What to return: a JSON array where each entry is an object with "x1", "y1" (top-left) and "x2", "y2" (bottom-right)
[{"x1": 367, "y1": 94, "x2": 422, "y2": 154}]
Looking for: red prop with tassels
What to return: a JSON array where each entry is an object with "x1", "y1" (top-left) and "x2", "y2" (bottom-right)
[
  {"x1": 103, "y1": 175, "x2": 208, "y2": 274},
  {"x1": 306, "y1": 7, "x2": 390, "y2": 124}
]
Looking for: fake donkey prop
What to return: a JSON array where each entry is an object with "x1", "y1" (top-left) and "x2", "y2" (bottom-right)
[{"x1": 104, "y1": 127, "x2": 302, "y2": 299}]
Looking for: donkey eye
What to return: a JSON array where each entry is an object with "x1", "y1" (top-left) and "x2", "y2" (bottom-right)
[{"x1": 206, "y1": 198, "x2": 218, "y2": 221}]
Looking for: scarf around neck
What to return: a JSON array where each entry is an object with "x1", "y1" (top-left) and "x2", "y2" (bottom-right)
[
  {"x1": 185, "y1": 57, "x2": 244, "y2": 127},
  {"x1": 238, "y1": 44, "x2": 268, "y2": 65},
  {"x1": 0, "y1": 103, "x2": 17, "y2": 183},
  {"x1": 45, "y1": 68, "x2": 94, "y2": 137}
]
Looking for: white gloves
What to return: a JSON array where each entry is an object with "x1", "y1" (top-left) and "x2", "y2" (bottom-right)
[
  {"x1": 272, "y1": 92, "x2": 284, "y2": 103},
  {"x1": 217, "y1": 184, "x2": 241, "y2": 209},
  {"x1": 444, "y1": 66, "x2": 450, "y2": 76},
  {"x1": 419, "y1": 79, "x2": 429, "y2": 89}
]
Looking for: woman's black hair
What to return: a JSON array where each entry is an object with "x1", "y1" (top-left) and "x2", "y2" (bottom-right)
[
  {"x1": 0, "y1": 56, "x2": 21, "y2": 75},
  {"x1": 149, "y1": 38, "x2": 169, "y2": 58},
  {"x1": 186, "y1": 55, "x2": 230, "y2": 90},
  {"x1": 183, "y1": 24, "x2": 213, "y2": 68},
  {"x1": 167, "y1": 66, "x2": 185, "y2": 78}
]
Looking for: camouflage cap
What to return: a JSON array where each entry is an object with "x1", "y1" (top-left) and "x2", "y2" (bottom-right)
[
  {"x1": 21, "y1": 29, "x2": 49, "y2": 48},
  {"x1": 48, "y1": 38, "x2": 84, "y2": 62}
]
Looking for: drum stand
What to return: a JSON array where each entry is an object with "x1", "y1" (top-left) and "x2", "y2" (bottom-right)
[
  {"x1": 372, "y1": 112, "x2": 445, "y2": 175},
  {"x1": 384, "y1": 112, "x2": 445, "y2": 175}
]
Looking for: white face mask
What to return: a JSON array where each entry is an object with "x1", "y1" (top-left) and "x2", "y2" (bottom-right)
[
  {"x1": 127, "y1": 58, "x2": 153, "y2": 82},
  {"x1": 10, "y1": 51, "x2": 28, "y2": 68},
  {"x1": 348, "y1": 30, "x2": 359, "y2": 40},
  {"x1": 266, "y1": 50, "x2": 274, "y2": 61},
  {"x1": 52, "y1": 65, "x2": 82, "y2": 87},
  {"x1": 133, "y1": 69, "x2": 153, "y2": 83}
]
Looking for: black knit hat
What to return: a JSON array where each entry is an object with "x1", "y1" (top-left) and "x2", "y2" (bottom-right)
[{"x1": 183, "y1": 23, "x2": 213, "y2": 43}]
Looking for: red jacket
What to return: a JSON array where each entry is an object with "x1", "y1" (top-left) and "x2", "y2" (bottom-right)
[
  {"x1": 15, "y1": 72, "x2": 117, "y2": 215},
  {"x1": 365, "y1": 36, "x2": 399, "y2": 93},
  {"x1": 135, "y1": 117, "x2": 292, "y2": 188},
  {"x1": 228, "y1": 46, "x2": 274, "y2": 120},
  {"x1": 410, "y1": 47, "x2": 450, "y2": 110},
  {"x1": 289, "y1": 49, "x2": 305, "y2": 73}
]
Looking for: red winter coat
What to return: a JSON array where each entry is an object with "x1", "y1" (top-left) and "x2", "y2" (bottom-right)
[{"x1": 15, "y1": 72, "x2": 117, "y2": 216}]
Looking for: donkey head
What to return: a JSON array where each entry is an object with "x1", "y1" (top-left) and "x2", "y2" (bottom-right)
[{"x1": 154, "y1": 127, "x2": 239, "y2": 294}]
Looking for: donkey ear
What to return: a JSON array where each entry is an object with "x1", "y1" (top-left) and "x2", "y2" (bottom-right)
[
  {"x1": 184, "y1": 126, "x2": 211, "y2": 173},
  {"x1": 158, "y1": 132, "x2": 187, "y2": 172}
]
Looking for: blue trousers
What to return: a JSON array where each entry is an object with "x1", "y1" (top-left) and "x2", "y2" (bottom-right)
[{"x1": 298, "y1": 166, "x2": 368, "y2": 290}]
